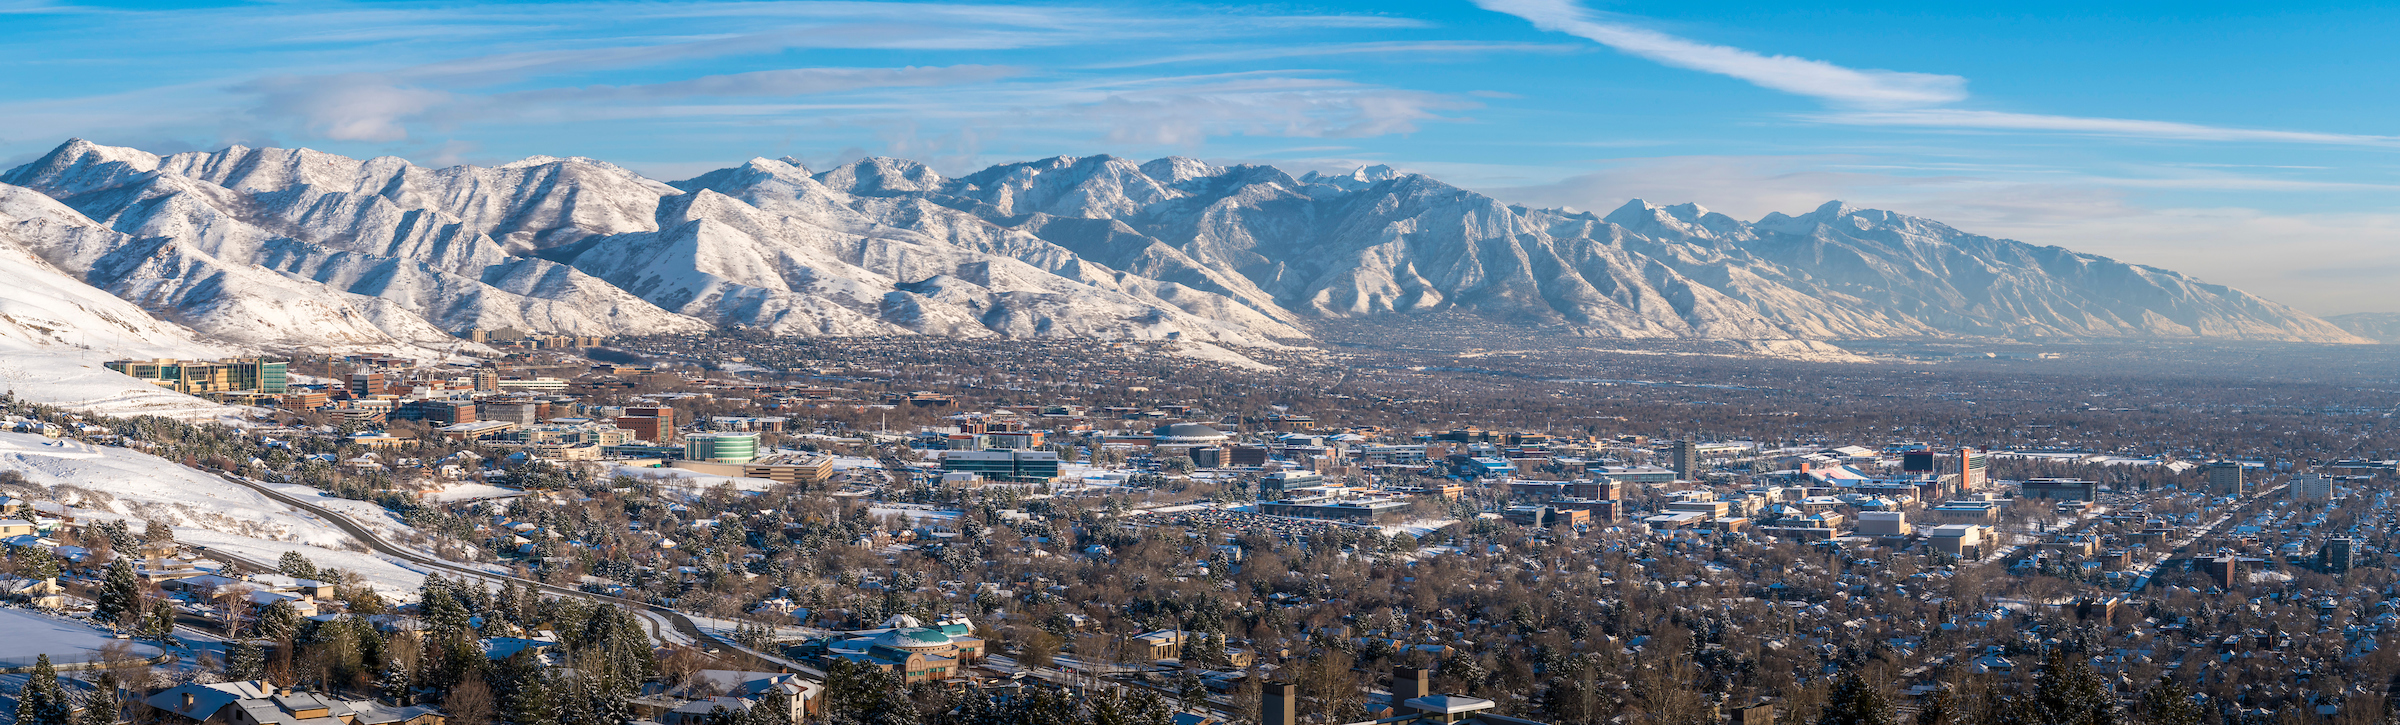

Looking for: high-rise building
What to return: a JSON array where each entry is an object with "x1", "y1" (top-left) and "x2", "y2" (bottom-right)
[
  {"x1": 349, "y1": 371, "x2": 386, "y2": 398},
  {"x1": 2322, "y1": 537, "x2": 2357, "y2": 573},
  {"x1": 2294, "y1": 474, "x2": 2336, "y2": 501},
  {"x1": 1666, "y1": 440, "x2": 1698, "y2": 479},
  {"x1": 2202, "y1": 461, "x2": 2246, "y2": 497},
  {"x1": 2199, "y1": 555, "x2": 2240, "y2": 589},
  {"x1": 1958, "y1": 448, "x2": 1989, "y2": 490},
  {"x1": 471, "y1": 368, "x2": 500, "y2": 392},
  {"x1": 613, "y1": 406, "x2": 677, "y2": 444}
]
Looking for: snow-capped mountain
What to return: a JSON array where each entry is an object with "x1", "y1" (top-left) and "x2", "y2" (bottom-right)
[
  {"x1": 0, "y1": 139, "x2": 2366, "y2": 351},
  {"x1": 0, "y1": 185, "x2": 224, "y2": 358},
  {"x1": 2327, "y1": 313, "x2": 2400, "y2": 344}
]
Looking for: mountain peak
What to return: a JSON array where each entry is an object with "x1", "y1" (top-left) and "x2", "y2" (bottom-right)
[
  {"x1": 1138, "y1": 156, "x2": 1221, "y2": 185},
  {"x1": 1301, "y1": 163, "x2": 1409, "y2": 192},
  {"x1": 814, "y1": 156, "x2": 946, "y2": 195},
  {"x1": 2, "y1": 138, "x2": 164, "y2": 194}
]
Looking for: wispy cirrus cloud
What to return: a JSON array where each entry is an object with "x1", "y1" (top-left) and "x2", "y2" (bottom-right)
[
  {"x1": 1472, "y1": 0, "x2": 1965, "y2": 109},
  {"x1": 237, "y1": 65, "x2": 1026, "y2": 142},
  {"x1": 1074, "y1": 75, "x2": 1475, "y2": 145},
  {"x1": 1087, "y1": 40, "x2": 1583, "y2": 69},
  {"x1": 1477, "y1": 0, "x2": 2400, "y2": 148},
  {"x1": 1814, "y1": 109, "x2": 2400, "y2": 147}
]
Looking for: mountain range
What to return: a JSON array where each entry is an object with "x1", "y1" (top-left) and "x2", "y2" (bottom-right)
[{"x1": 0, "y1": 138, "x2": 2371, "y2": 357}]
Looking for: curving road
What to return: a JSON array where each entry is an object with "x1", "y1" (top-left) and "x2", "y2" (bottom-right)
[{"x1": 213, "y1": 472, "x2": 822, "y2": 677}]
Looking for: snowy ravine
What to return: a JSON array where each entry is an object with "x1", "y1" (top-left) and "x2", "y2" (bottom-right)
[{"x1": 0, "y1": 139, "x2": 2367, "y2": 348}]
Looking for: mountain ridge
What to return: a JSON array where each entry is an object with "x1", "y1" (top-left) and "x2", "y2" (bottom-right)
[{"x1": 0, "y1": 138, "x2": 2368, "y2": 353}]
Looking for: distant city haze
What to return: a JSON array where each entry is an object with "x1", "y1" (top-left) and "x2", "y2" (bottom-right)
[{"x1": 5, "y1": 1, "x2": 2398, "y2": 314}]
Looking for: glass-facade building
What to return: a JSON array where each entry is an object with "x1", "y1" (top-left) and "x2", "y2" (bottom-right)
[{"x1": 106, "y1": 358, "x2": 289, "y2": 395}]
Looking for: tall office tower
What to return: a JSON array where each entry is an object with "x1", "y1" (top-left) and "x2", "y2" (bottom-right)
[
  {"x1": 2202, "y1": 461, "x2": 2246, "y2": 497},
  {"x1": 1667, "y1": 440, "x2": 1698, "y2": 479},
  {"x1": 1959, "y1": 448, "x2": 1990, "y2": 489}
]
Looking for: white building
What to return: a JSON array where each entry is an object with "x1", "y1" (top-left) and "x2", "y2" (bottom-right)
[
  {"x1": 2294, "y1": 474, "x2": 2336, "y2": 501},
  {"x1": 1857, "y1": 511, "x2": 1909, "y2": 537}
]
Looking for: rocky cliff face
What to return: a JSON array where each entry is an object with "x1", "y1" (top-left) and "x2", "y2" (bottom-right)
[{"x1": 0, "y1": 139, "x2": 2365, "y2": 352}]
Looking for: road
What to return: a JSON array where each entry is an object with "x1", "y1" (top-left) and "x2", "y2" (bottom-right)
[
  {"x1": 211, "y1": 472, "x2": 823, "y2": 677},
  {"x1": 2128, "y1": 482, "x2": 2289, "y2": 593}
]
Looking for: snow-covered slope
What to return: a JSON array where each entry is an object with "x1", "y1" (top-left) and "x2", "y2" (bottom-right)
[
  {"x1": 0, "y1": 432, "x2": 426, "y2": 595},
  {"x1": 2327, "y1": 312, "x2": 2400, "y2": 344},
  {"x1": 0, "y1": 187, "x2": 250, "y2": 419},
  {"x1": 0, "y1": 187, "x2": 219, "y2": 357},
  {"x1": 1, "y1": 139, "x2": 2363, "y2": 347}
]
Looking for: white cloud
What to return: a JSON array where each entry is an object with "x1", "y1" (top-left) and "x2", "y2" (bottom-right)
[
  {"x1": 1088, "y1": 41, "x2": 1583, "y2": 69},
  {"x1": 503, "y1": 66, "x2": 1024, "y2": 103},
  {"x1": 1472, "y1": 0, "x2": 1966, "y2": 109},
  {"x1": 1070, "y1": 76, "x2": 1477, "y2": 146},
  {"x1": 1816, "y1": 109, "x2": 2400, "y2": 147},
  {"x1": 236, "y1": 65, "x2": 1021, "y2": 143},
  {"x1": 237, "y1": 74, "x2": 451, "y2": 143},
  {"x1": 1479, "y1": 0, "x2": 2400, "y2": 149}
]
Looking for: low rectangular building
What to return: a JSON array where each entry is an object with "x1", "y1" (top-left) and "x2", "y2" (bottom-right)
[
  {"x1": 1259, "y1": 497, "x2": 1410, "y2": 524},
  {"x1": 940, "y1": 449, "x2": 1061, "y2": 483},
  {"x1": 2019, "y1": 478, "x2": 2098, "y2": 501},
  {"x1": 1929, "y1": 524, "x2": 1990, "y2": 558},
  {"x1": 1856, "y1": 511, "x2": 1908, "y2": 537}
]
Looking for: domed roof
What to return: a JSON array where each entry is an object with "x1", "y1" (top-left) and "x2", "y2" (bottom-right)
[
  {"x1": 1154, "y1": 422, "x2": 1229, "y2": 442},
  {"x1": 877, "y1": 627, "x2": 954, "y2": 649}
]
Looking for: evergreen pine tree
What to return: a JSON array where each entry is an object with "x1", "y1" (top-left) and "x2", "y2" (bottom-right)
[
  {"x1": 500, "y1": 660, "x2": 558, "y2": 725},
  {"x1": 16, "y1": 654, "x2": 78, "y2": 725},
  {"x1": 146, "y1": 600, "x2": 178, "y2": 641},
  {"x1": 229, "y1": 640, "x2": 267, "y2": 682},
  {"x1": 1915, "y1": 684, "x2": 1955, "y2": 725},
  {"x1": 377, "y1": 657, "x2": 415, "y2": 704},
  {"x1": 498, "y1": 581, "x2": 527, "y2": 629},
  {"x1": 752, "y1": 690, "x2": 795, "y2": 725},
  {"x1": 1817, "y1": 671, "x2": 1895, "y2": 725},
  {"x1": 256, "y1": 600, "x2": 301, "y2": 643},
  {"x1": 20, "y1": 547, "x2": 62, "y2": 582},
  {"x1": 277, "y1": 551, "x2": 319, "y2": 581},
  {"x1": 2033, "y1": 650, "x2": 2118, "y2": 725},
  {"x1": 2135, "y1": 677, "x2": 2203, "y2": 725},
  {"x1": 77, "y1": 671, "x2": 119, "y2": 725},
  {"x1": 94, "y1": 560, "x2": 141, "y2": 628}
]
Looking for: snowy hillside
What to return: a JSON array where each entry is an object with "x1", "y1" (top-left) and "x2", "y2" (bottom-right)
[
  {"x1": 2327, "y1": 312, "x2": 2400, "y2": 344},
  {"x1": 0, "y1": 139, "x2": 2365, "y2": 347},
  {"x1": 0, "y1": 432, "x2": 427, "y2": 596}
]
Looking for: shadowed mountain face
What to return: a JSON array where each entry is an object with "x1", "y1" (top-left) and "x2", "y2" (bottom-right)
[{"x1": 0, "y1": 139, "x2": 2366, "y2": 352}]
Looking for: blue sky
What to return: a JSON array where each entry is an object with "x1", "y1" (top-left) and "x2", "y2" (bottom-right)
[{"x1": 6, "y1": 0, "x2": 2399, "y2": 315}]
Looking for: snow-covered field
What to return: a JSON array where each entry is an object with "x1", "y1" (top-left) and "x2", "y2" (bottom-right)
[
  {"x1": 866, "y1": 505, "x2": 960, "y2": 525},
  {"x1": 610, "y1": 464, "x2": 777, "y2": 493},
  {"x1": 0, "y1": 352, "x2": 240, "y2": 422},
  {"x1": 0, "y1": 432, "x2": 428, "y2": 597},
  {"x1": 0, "y1": 608, "x2": 161, "y2": 666},
  {"x1": 423, "y1": 482, "x2": 526, "y2": 503}
]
